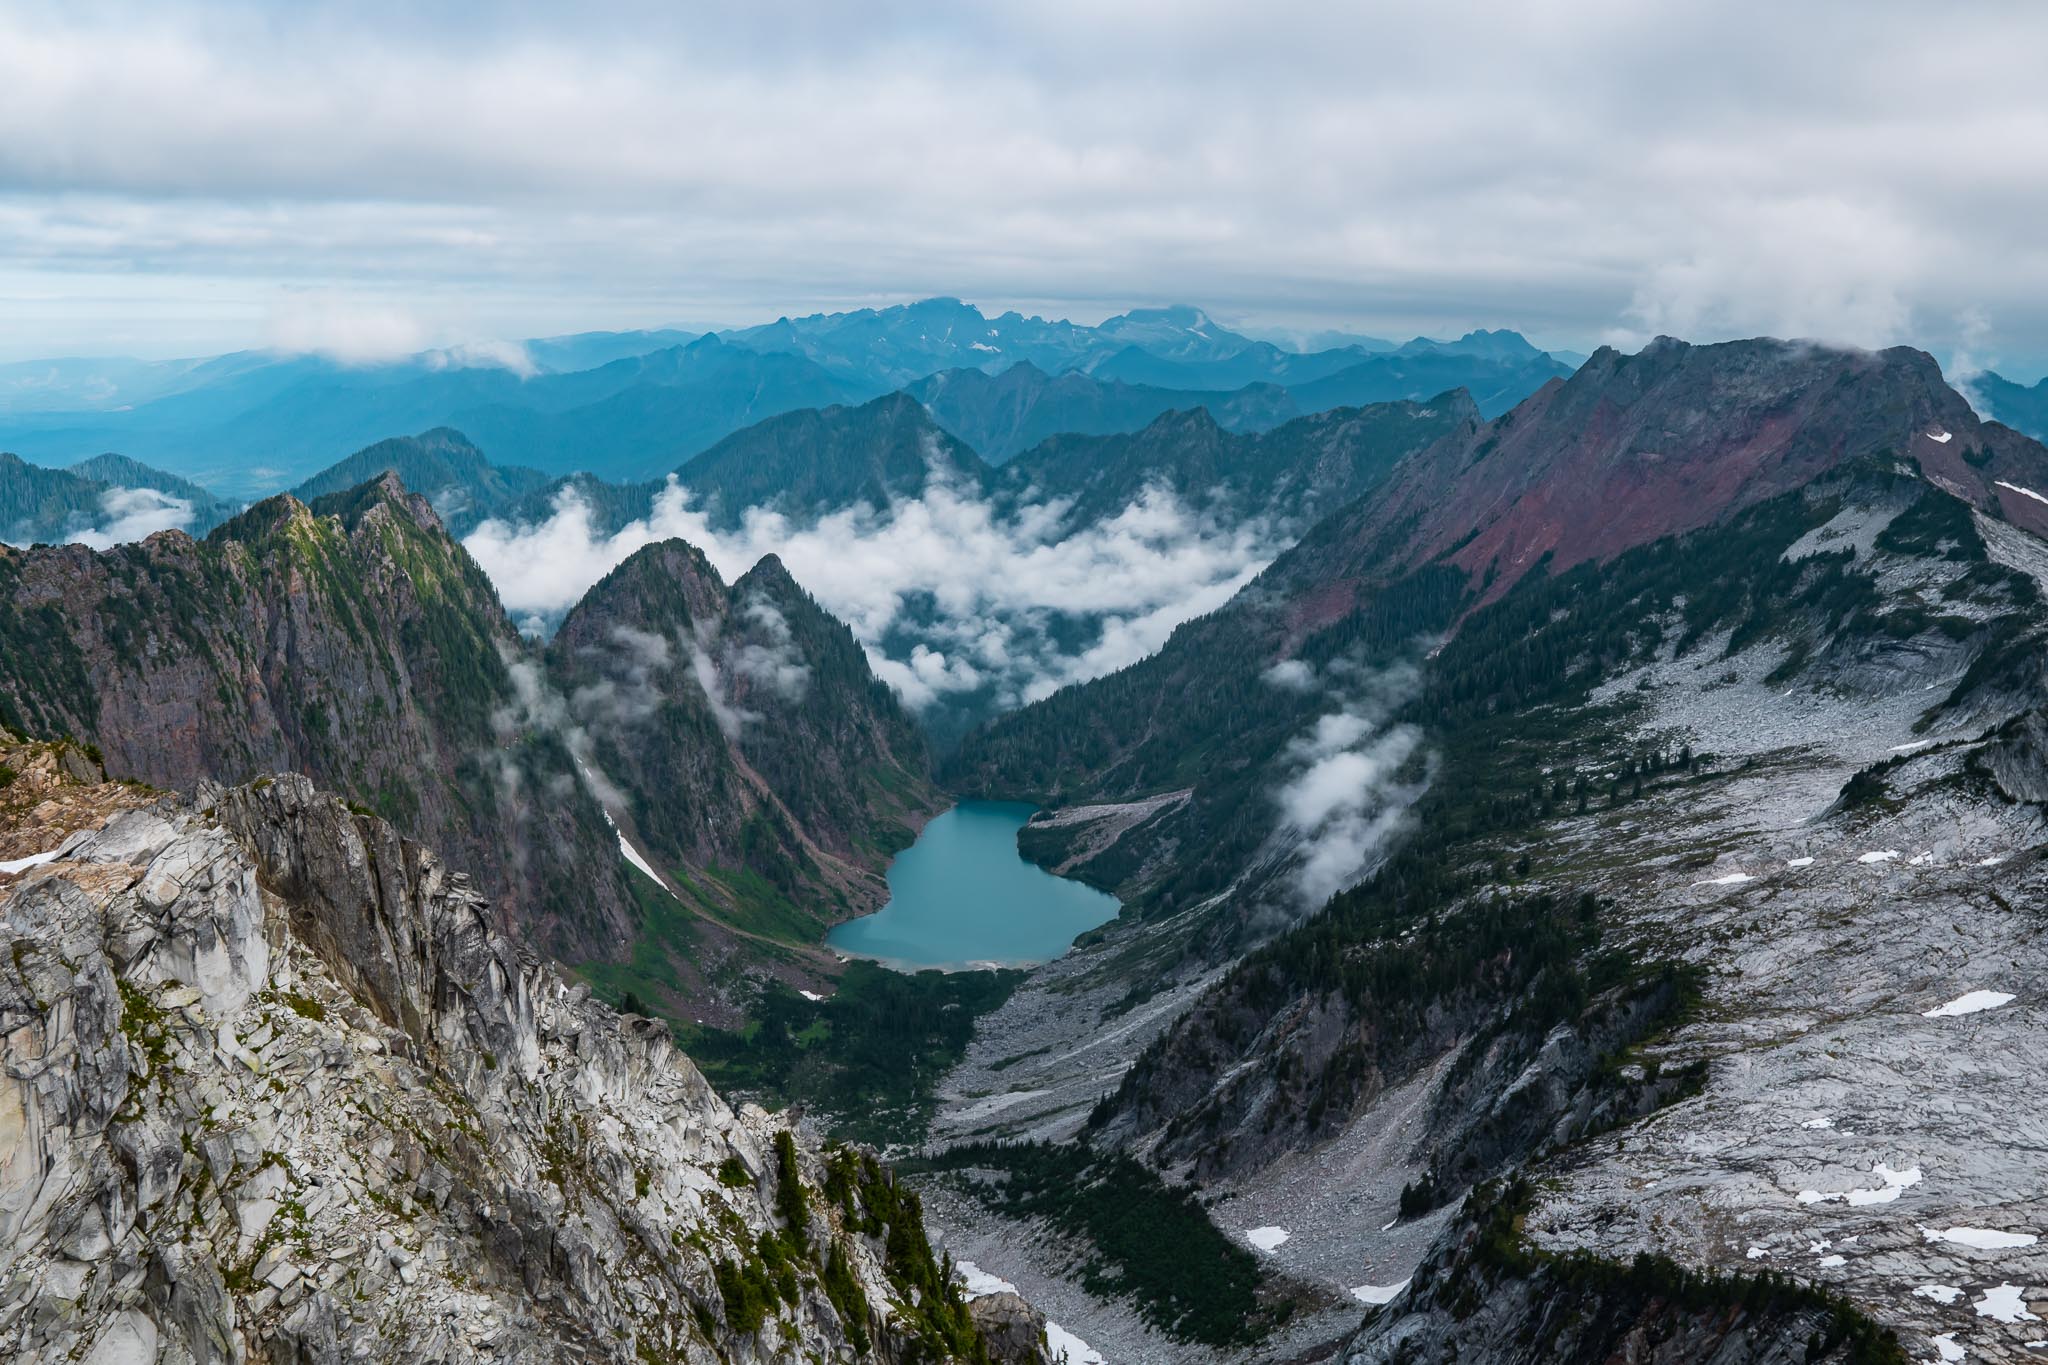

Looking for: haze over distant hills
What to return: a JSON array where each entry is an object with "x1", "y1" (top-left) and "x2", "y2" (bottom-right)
[{"x1": 0, "y1": 298, "x2": 1579, "y2": 497}]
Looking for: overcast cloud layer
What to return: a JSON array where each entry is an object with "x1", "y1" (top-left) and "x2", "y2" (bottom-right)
[{"x1": 3, "y1": 1, "x2": 2047, "y2": 373}]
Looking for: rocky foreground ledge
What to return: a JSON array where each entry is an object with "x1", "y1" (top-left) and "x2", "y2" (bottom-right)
[{"x1": 0, "y1": 739, "x2": 1046, "y2": 1364}]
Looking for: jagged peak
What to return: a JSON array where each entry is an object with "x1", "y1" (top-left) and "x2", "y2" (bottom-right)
[
  {"x1": 1135, "y1": 404, "x2": 1228, "y2": 438},
  {"x1": 736, "y1": 550, "x2": 800, "y2": 595},
  {"x1": 308, "y1": 469, "x2": 449, "y2": 536}
]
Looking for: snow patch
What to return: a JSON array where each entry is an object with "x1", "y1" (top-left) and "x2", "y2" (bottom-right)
[
  {"x1": 1747, "y1": 1246, "x2": 1769, "y2": 1260},
  {"x1": 1976, "y1": 1284, "x2": 2040, "y2": 1324},
  {"x1": 1817, "y1": 1253, "x2": 1846, "y2": 1267},
  {"x1": 1045, "y1": 1322, "x2": 1104, "y2": 1365},
  {"x1": 616, "y1": 833, "x2": 663, "y2": 884},
  {"x1": 1801, "y1": 1117, "x2": 1834, "y2": 1130},
  {"x1": 1351, "y1": 1278, "x2": 1410, "y2": 1305},
  {"x1": 1927, "y1": 429, "x2": 1954, "y2": 444},
  {"x1": 0, "y1": 848, "x2": 61, "y2": 875},
  {"x1": 954, "y1": 1261, "x2": 1018, "y2": 1298},
  {"x1": 798, "y1": 990, "x2": 825, "y2": 1003},
  {"x1": 1858, "y1": 850, "x2": 1901, "y2": 864},
  {"x1": 1914, "y1": 1284, "x2": 1964, "y2": 1305},
  {"x1": 1930, "y1": 1332, "x2": 1965, "y2": 1363},
  {"x1": 1922, "y1": 1226, "x2": 2039, "y2": 1250},
  {"x1": 1788, "y1": 857, "x2": 1816, "y2": 868},
  {"x1": 1245, "y1": 1226, "x2": 1290, "y2": 1252},
  {"x1": 1695, "y1": 871, "x2": 1755, "y2": 886},
  {"x1": 1798, "y1": 1163, "x2": 1922, "y2": 1206},
  {"x1": 1923, "y1": 990, "x2": 2015, "y2": 1018},
  {"x1": 1997, "y1": 480, "x2": 2048, "y2": 507}
]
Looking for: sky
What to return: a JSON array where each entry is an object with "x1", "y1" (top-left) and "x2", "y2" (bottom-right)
[{"x1": 4, "y1": 1, "x2": 2047, "y2": 377}]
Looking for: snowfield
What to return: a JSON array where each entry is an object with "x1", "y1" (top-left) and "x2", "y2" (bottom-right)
[
  {"x1": 1245, "y1": 1226, "x2": 1290, "y2": 1252},
  {"x1": 1923, "y1": 990, "x2": 2017, "y2": 1018},
  {"x1": 1975, "y1": 1283, "x2": 2041, "y2": 1324},
  {"x1": 1797, "y1": 1163, "x2": 1922, "y2": 1207},
  {"x1": 1921, "y1": 1226, "x2": 2040, "y2": 1250},
  {"x1": 1350, "y1": 1279, "x2": 1411, "y2": 1305}
]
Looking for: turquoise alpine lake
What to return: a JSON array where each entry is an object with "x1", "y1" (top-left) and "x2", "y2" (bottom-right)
[{"x1": 826, "y1": 801, "x2": 1121, "y2": 971}]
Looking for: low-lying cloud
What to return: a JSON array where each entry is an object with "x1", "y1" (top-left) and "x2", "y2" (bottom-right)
[
  {"x1": 731, "y1": 598, "x2": 812, "y2": 703},
  {"x1": 72, "y1": 486, "x2": 195, "y2": 550},
  {"x1": 464, "y1": 474, "x2": 1280, "y2": 712},
  {"x1": 1271, "y1": 658, "x2": 1431, "y2": 908}
]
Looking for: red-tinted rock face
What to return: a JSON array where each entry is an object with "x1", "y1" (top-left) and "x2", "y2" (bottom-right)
[{"x1": 1290, "y1": 337, "x2": 2048, "y2": 609}]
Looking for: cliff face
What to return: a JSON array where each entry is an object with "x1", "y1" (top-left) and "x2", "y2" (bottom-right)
[
  {"x1": 0, "y1": 472, "x2": 633, "y2": 960},
  {"x1": 0, "y1": 474, "x2": 942, "y2": 1016},
  {"x1": 545, "y1": 540, "x2": 942, "y2": 953},
  {"x1": 1278, "y1": 336, "x2": 2048, "y2": 616},
  {"x1": 0, "y1": 746, "x2": 1034, "y2": 1364}
]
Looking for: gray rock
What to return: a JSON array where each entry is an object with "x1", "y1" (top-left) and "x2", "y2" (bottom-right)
[{"x1": 1, "y1": 772, "x2": 993, "y2": 1363}]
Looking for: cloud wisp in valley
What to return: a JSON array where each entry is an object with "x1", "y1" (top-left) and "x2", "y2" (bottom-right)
[{"x1": 463, "y1": 474, "x2": 1280, "y2": 712}]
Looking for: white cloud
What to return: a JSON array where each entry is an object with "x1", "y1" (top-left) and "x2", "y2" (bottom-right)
[
  {"x1": 264, "y1": 295, "x2": 429, "y2": 366},
  {"x1": 1272, "y1": 661, "x2": 1431, "y2": 907},
  {"x1": 1262, "y1": 658, "x2": 1315, "y2": 692},
  {"x1": 72, "y1": 486, "x2": 194, "y2": 549},
  {"x1": 426, "y1": 339, "x2": 537, "y2": 379},
  {"x1": 1946, "y1": 305, "x2": 1996, "y2": 418},
  {"x1": 463, "y1": 472, "x2": 1282, "y2": 711},
  {"x1": 686, "y1": 623, "x2": 757, "y2": 741},
  {"x1": 731, "y1": 598, "x2": 812, "y2": 702}
]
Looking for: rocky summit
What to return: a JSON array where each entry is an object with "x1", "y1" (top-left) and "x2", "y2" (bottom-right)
[{"x1": 0, "y1": 736, "x2": 1043, "y2": 1364}]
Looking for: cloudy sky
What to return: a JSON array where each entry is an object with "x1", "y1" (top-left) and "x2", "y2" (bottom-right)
[{"x1": 4, "y1": 0, "x2": 2046, "y2": 375}]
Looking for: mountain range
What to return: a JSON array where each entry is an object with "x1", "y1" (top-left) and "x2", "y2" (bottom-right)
[
  {"x1": 7, "y1": 325, "x2": 2048, "y2": 1363},
  {"x1": 0, "y1": 299, "x2": 1578, "y2": 497},
  {"x1": 931, "y1": 334, "x2": 2048, "y2": 1361},
  {"x1": 0, "y1": 472, "x2": 939, "y2": 1025}
]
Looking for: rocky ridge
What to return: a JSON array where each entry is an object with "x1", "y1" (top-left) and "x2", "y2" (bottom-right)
[
  {"x1": 0, "y1": 472, "x2": 940, "y2": 1021},
  {"x1": 0, "y1": 736, "x2": 1043, "y2": 1364},
  {"x1": 929, "y1": 351, "x2": 2048, "y2": 1362}
]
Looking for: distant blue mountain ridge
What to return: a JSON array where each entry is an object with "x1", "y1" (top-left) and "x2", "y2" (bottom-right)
[{"x1": 0, "y1": 299, "x2": 1581, "y2": 499}]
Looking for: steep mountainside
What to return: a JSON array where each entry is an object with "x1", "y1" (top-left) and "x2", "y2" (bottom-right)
[
  {"x1": 674, "y1": 392, "x2": 990, "y2": 528},
  {"x1": 0, "y1": 473, "x2": 936, "y2": 1021},
  {"x1": 1976, "y1": 368, "x2": 2048, "y2": 442},
  {"x1": 926, "y1": 340, "x2": 2048, "y2": 1363},
  {"x1": 0, "y1": 472, "x2": 635, "y2": 957},
  {"x1": 451, "y1": 336, "x2": 877, "y2": 482},
  {"x1": 2, "y1": 451, "x2": 236, "y2": 547},
  {"x1": 544, "y1": 539, "x2": 943, "y2": 1005},
  {"x1": 65, "y1": 454, "x2": 238, "y2": 524},
  {"x1": 951, "y1": 342, "x2": 2048, "y2": 899},
  {"x1": 1283, "y1": 344, "x2": 1575, "y2": 418},
  {"x1": 0, "y1": 740, "x2": 1040, "y2": 1364},
  {"x1": 1295, "y1": 337, "x2": 2048, "y2": 610},
  {"x1": 997, "y1": 394, "x2": 1479, "y2": 532},
  {"x1": 289, "y1": 428, "x2": 550, "y2": 535},
  {"x1": 907, "y1": 361, "x2": 1299, "y2": 462},
  {"x1": 0, "y1": 451, "x2": 108, "y2": 541}
]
